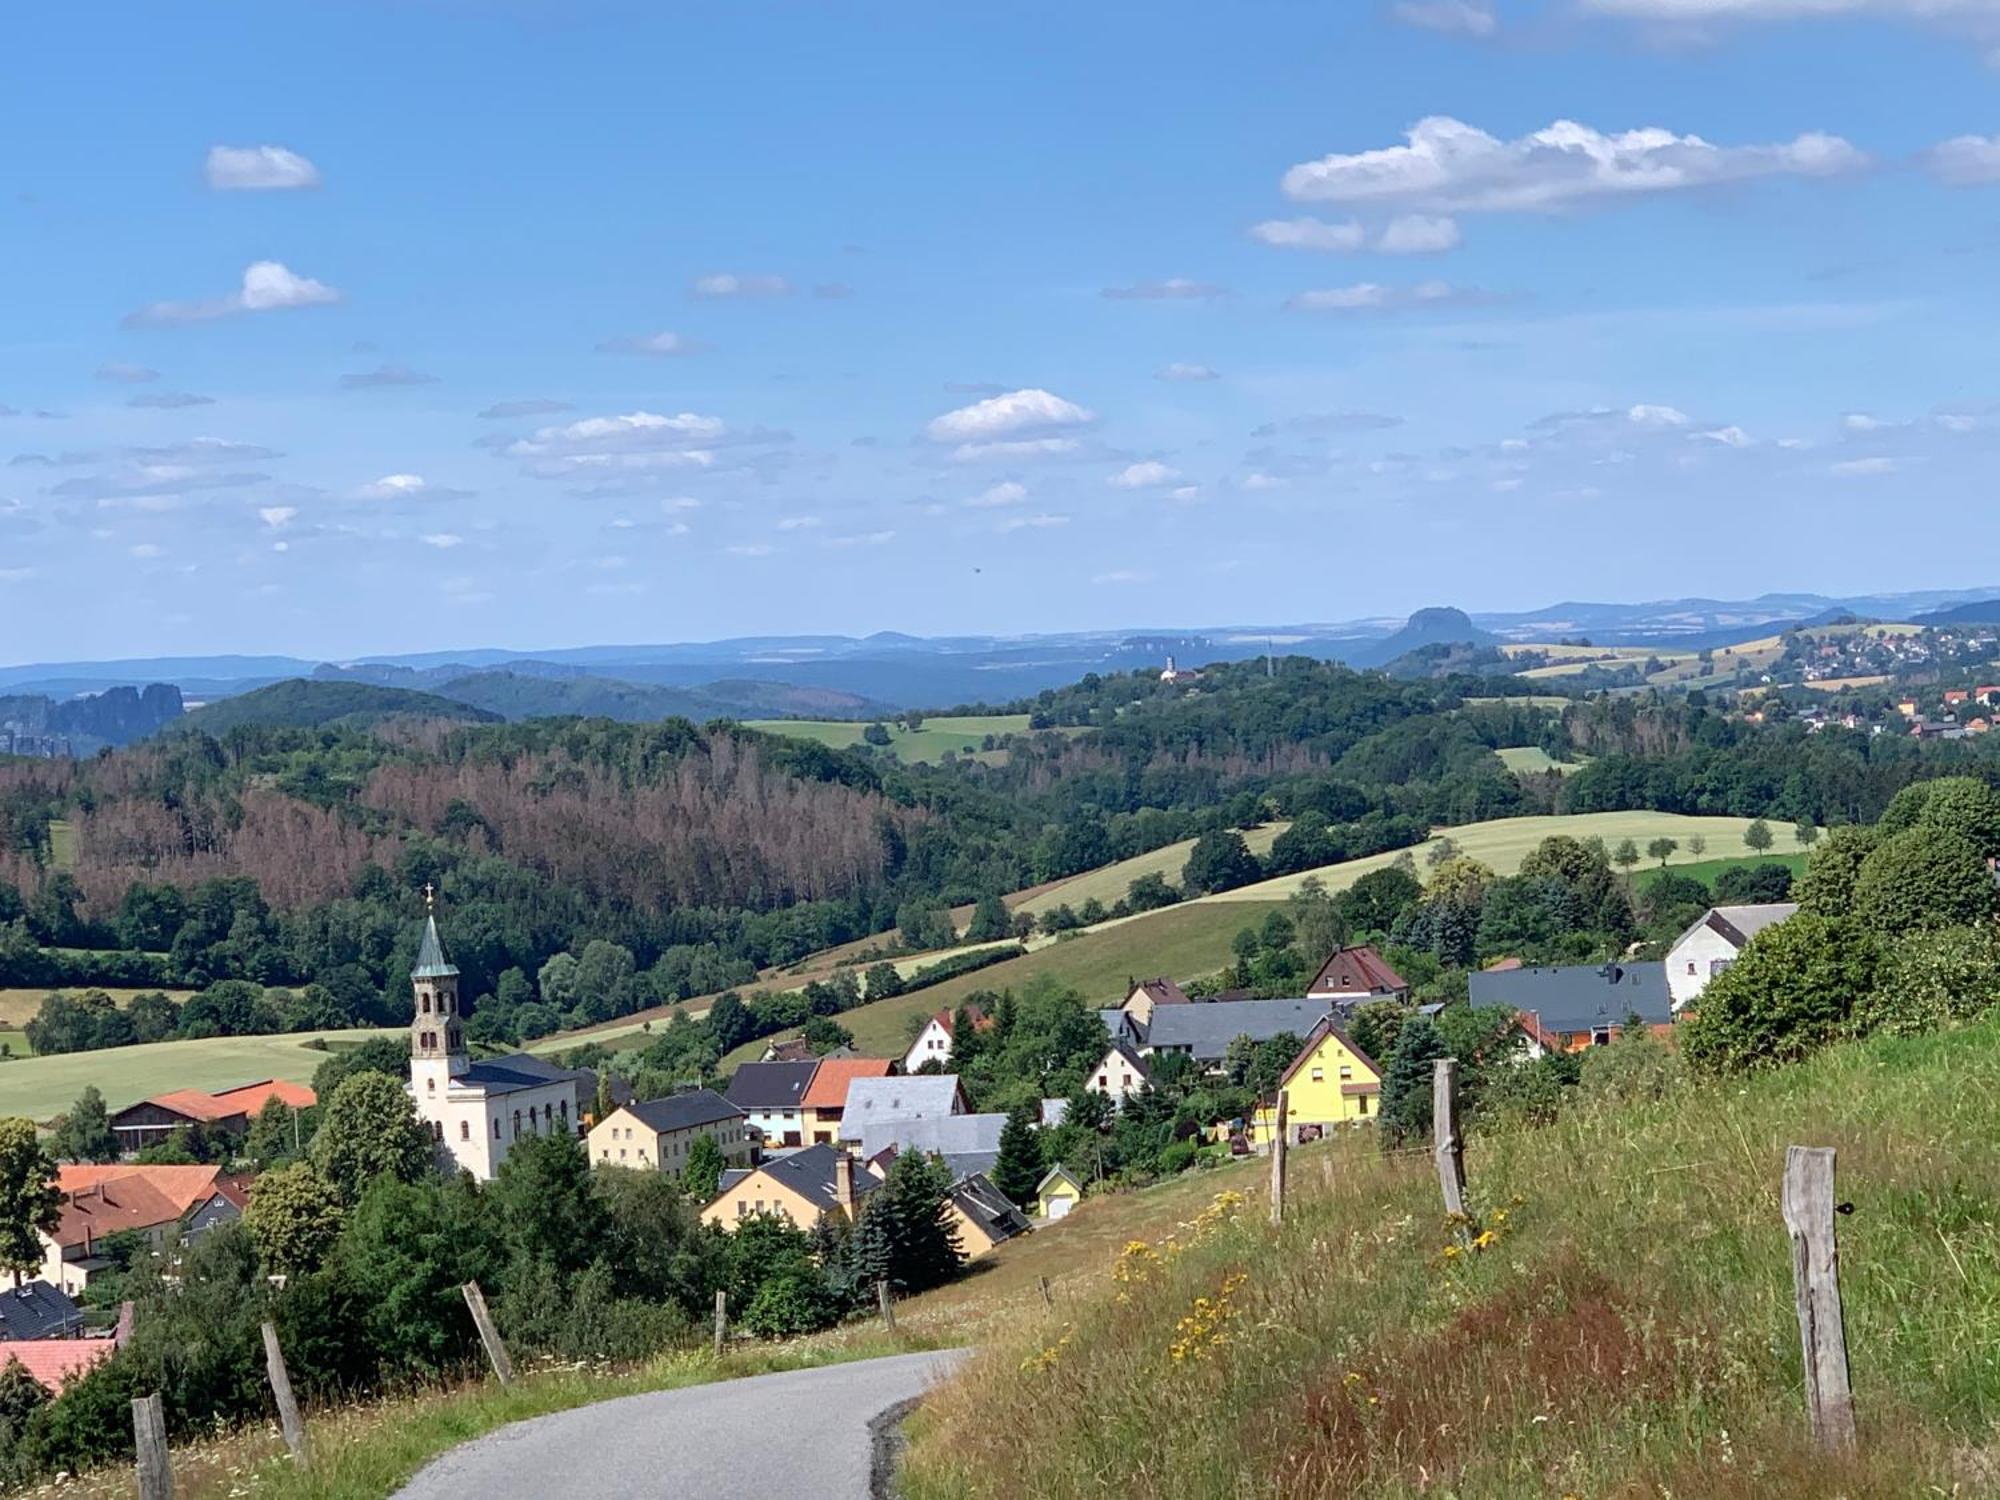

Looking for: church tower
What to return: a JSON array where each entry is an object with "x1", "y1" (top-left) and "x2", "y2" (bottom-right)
[{"x1": 409, "y1": 887, "x2": 467, "y2": 1112}]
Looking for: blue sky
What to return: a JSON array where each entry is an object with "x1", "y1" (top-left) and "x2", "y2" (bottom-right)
[{"x1": 4, "y1": 0, "x2": 1999, "y2": 661}]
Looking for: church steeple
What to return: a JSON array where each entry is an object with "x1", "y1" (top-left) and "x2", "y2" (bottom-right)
[{"x1": 410, "y1": 885, "x2": 466, "y2": 1077}]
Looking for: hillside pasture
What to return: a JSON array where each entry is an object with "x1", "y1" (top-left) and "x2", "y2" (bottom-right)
[
  {"x1": 741, "y1": 713, "x2": 1043, "y2": 764},
  {"x1": 0, "y1": 986, "x2": 196, "y2": 1028},
  {"x1": 1013, "y1": 823, "x2": 1290, "y2": 920},
  {"x1": 1804, "y1": 674, "x2": 1891, "y2": 692},
  {"x1": 1493, "y1": 746, "x2": 1585, "y2": 776}
]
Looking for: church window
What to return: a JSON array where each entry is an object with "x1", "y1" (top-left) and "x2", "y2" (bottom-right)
[
  {"x1": 493, "y1": 1117, "x2": 501, "y2": 1139},
  {"x1": 426, "y1": 1077, "x2": 435, "y2": 1093},
  {"x1": 421, "y1": 993, "x2": 431, "y2": 1013},
  {"x1": 431, "y1": 1121, "x2": 443, "y2": 1142},
  {"x1": 513, "y1": 1110, "x2": 522, "y2": 1138},
  {"x1": 460, "y1": 1120, "x2": 470, "y2": 1140}
]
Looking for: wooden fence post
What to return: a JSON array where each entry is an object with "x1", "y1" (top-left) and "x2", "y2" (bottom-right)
[
  {"x1": 1782, "y1": 1145, "x2": 1857, "y2": 1452},
  {"x1": 132, "y1": 1392, "x2": 173, "y2": 1500},
  {"x1": 1268, "y1": 1089, "x2": 1289, "y2": 1227},
  {"x1": 713, "y1": 1289, "x2": 727, "y2": 1357},
  {"x1": 461, "y1": 1281, "x2": 514, "y2": 1386},
  {"x1": 1433, "y1": 1059, "x2": 1468, "y2": 1231},
  {"x1": 876, "y1": 1279, "x2": 897, "y2": 1334},
  {"x1": 260, "y1": 1321, "x2": 309, "y2": 1468},
  {"x1": 1037, "y1": 1275, "x2": 1053, "y2": 1310}
]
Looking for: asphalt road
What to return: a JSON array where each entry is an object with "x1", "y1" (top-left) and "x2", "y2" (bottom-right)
[{"x1": 392, "y1": 1349, "x2": 971, "y2": 1500}]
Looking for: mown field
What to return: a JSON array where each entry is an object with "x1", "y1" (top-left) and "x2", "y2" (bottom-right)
[
  {"x1": 0, "y1": 986, "x2": 195, "y2": 1028},
  {"x1": 0, "y1": 1028, "x2": 393, "y2": 1123},
  {"x1": 741, "y1": 714, "x2": 1039, "y2": 764},
  {"x1": 1492, "y1": 746, "x2": 1585, "y2": 776},
  {"x1": 1013, "y1": 823, "x2": 1291, "y2": 920},
  {"x1": 1633, "y1": 852, "x2": 1809, "y2": 892},
  {"x1": 901, "y1": 1014, "x2": 2000, "y2": 1499}
]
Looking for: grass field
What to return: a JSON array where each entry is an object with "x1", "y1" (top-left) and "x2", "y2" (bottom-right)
[
  {"x1": 0, "y1": 1027, "x2": 394, "y2": 1122},
  {"x1": 47, "y1": 818, "x2": 77, "y2": 870},
  {"x1": 1633, "y1": 851, "x2": 1809, "y2": 891},
  {"x1": 1805, "y1": 674, "x2": 1891, "y2": 692},
  {"x1": 742, "y1": 714, "x2": 1041, "y2": 764},
  {"x1": 1493, "y1": 746, "x2": 1585, "y2": 776},
  {"x1": 902, "y1": 1013, "x2": 2000, "y2": 1499},
  {"x1": 1014, "y1": 824, "x2": 1291, "y2": 920},
  {"x1": 1202, "y1": 810, "x2": 1810, "y2": 904},
  {"x1": 0, "y1": 986, "x2": 196, "y2": 1028}
]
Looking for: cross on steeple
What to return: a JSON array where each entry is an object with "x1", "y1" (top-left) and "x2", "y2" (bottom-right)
[{"x1": 423, "y1": 881, "x2": 436, "y2": 913}]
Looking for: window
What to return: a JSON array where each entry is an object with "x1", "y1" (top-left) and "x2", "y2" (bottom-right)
[
  {"x1": 1310, "y1": 1067, "x2": 1324, "y2": 1083},
  {"x1": 431, "y1": 1121, "x2": 442, "y2": 1142},
  {"x1": 513, "y1": 1110, "x2": 522, "y2": 1138},
  {"x1": 421, "y1": 993, "x2": 431, "y2": 1013},
  {"x1": 460, "y1": 1120, "x2": 470, "y2": 1141},
  {"x1": 1358, "y1": 1095, "x2": 1370, "y2": 1116},
  {"x1": 426, "y1": 1077, "x2": 435, "y2": 1093},
  {"x1": 493, "y1": 1117, "x2": 501, "y2": 1139},
  {"x1": 1338, "y1": 1065, "x2": 1352, "y2": 1081},
  {"x1": 1098, "y1": 1075, "x2": 1108, "y2": 1088},
  {"x1": 1687, "y1": 961, "x2": 1697, "y2": 974},
  {"x1": 1592, "y1": 1027, "x2": 1613, "y2": 1047},
  {"x1": 736, "y1": 1201, "x2": 748, "y2": 1219}
]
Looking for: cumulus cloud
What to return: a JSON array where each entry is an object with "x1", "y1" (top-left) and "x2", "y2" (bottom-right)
[
  {"x1": 478, "y1": 398, "x2": 573, "y2": 420},
  {"x1": 128, "y1": 392, "x2": 214, "y2": 409},
  {"x1": 690, "y1": 273, "x2": 793, "y2": 299},
  {"x1": 948, "y1": 437, "x2": 1081, "y2": 464},
  {"x1": 966, "y1": 481, "x2": 1027, "y2": 508},
  {"x1": 421, "y1": 533, "x2": 463, "y2": 549},
  {"x1": 1251, "y1": 213, "x2": 1463, "y2": 254},
  {"x1": 349, "y1": 473, "x2": 469, "y2": 502},
  {"x1": 95, "y1": 362, "x2": 158, "y2": 384},
  {"x1": 498, "y1": 408, "x2": 786, "y2": 488},
  {"x1": 926, "y1": 388, "x2": 1096, "y2": 447},
  {"x1": 1285, "y1": 280, "x2": 1491, "y2": 312},
  {"x1": 1281, "y1": 116, "x2": 1865, "y2": 214},
  {"x1": 205, "y1": 145, "x2": 321, "y2": 191},
  {"x1": 1390, "y1": 0, "x2": 1499, "y2": 34},
  {"x1": 1101, "y1": 278, "x2": 1228, "y2": 300},
  {"x1": 596, "y1": 331, "x2": 711, "y2": 356},
  {"x1": 258, "y1": 507, "x2": 296, "y2": 529},
  {"x1": 1156, "y1": 362, "x2": 1220, "y2": 382},
  {"x1": 1922, "y1": 135, "x2": 2000, "y2": 185},
  {"x1": 340, "y1": 363, "x2": 438, "y2": 389},
  {"x1": 1108, "y1": 460, "x2": 1183, "y2": 489},
  {"x1": 124, "y1": 261, "x2": 340, "y2": 328}
]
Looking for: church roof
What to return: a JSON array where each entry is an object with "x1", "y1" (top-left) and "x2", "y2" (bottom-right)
[{"x1": 412, "y1": 915, "x2": 458, "y2": 979}]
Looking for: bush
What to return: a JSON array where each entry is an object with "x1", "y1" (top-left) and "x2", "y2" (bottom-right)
[
  {"x1": 1855, "y1": 925, "x2": 2000, "y2": 1038},
  {"x1": 1711, "y1": 861, "x2": 1793, "y2": 904},
  {"x1": 1680, "y1": 913, "x2": 1882, "y2": 1074},
  {"x1": 1851, "y1": 829, "x2": 1998, "y2": 936},
  {"x1": 740, "y1": 1267, "x2": 842, "y2": 1338}
]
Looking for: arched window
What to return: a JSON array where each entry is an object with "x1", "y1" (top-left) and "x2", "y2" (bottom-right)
[
  {"x1": 426, "y1": 1077, "x2": 435, "y2": 1093},
  {"x1": 431, "y1": 1121, "x2": 443, "y2": 1142},
  {"x1": 493, "y1": 1116, "x2": 501, "y2": 1139},
  {"x1": 513, "y1": 1109, "x2": 522, "y2": 1139},
  {"x1": 421, "y1": 993, "x2": 431, "y2": 1013},
  {"x1": 460, "y1": 1120, "x2": 470, "y2": 1141}
]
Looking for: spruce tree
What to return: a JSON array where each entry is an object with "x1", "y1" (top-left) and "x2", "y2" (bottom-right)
[
  {"x1": 992, "y1": 1105, "x2": 1045, "y2": 1209},
  {"x1": 1378, "y1": 1016, "x2": 1450, "y2": 1146}
]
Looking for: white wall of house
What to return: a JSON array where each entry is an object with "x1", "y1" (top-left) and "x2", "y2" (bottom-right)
[
  {"x1": 589, "y1": 1110, "x2": 754, "y2": 1171},
  {"x1": 1085, "y1": 1045, "x2": 1147, "y2": 1105},
  {"x1": 1666, "y1": 924, "x2": 1742, "y2": 1012},
  {"x1": 902, "y1": 1017, "x2": 952, "y2": 1074},
  {"x1": 746, "y1": 1105, "x2": 807, "y2": 1148}
]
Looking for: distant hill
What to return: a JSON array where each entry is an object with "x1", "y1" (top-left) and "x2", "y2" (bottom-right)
[
  {"x1": 180, "y1": 679, "x2": 502, "y2": 734},
  {"x1": 0, "y1": 683, "x2": 183, "y2": 754},
  {"x1": 1340, "y1": 607, "x2": 1496, "y2": 669},
  {"x1": 1911, "y1": 598, "x2": 2000, "y2": 627},
  {"x1": 313, "y1": 662, "x2": 886, "y2": 722}
]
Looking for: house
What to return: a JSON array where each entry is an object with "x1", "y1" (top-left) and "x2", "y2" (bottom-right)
[
  {"x1": 1897, "y1": 699, "x2": 1920, "y2": 718},
  {"x1": 1140, "y1": 997, "x2": 1338, "y2": 1072},
  {"x1": 761, "y1": 1037, "x2": 818, "y2": 1064},
  {"x1": 1098, "y1": 1008, "x2": 1146, "y2": 1048},
  {"x1": 724, "y1": 1060, "x2": 821, "y2": 1150},
  {"x1": 1945, "y1": 689, "x2": 1971, "y2": 706},
  {"x1": 1978, "y1": 685, "x2": 2000, "y2": 707},
  {"x1": 587, "y1": 1090, "x2": 754, "y2": 1173},
  {"x1": 1305, "y1": 945, "x2": 1409, "y2": 1005},
  {"x1": 1084, "y1": 1038, "x2": 1152, "y2": 1105},
  {"x1": 900, "y1": 1004, "x2": 988, "y2": 1075},
  {"x1": 0, "y1": 1304, "x2": 130, "y2": 1395},
  {"x1": 946, "y1": 1173, "x2": 1033, "y2": 1258},
  {"x1": 858, "y1": 1112, "x2": 1010, "y2": 1181},
  {"x1": 1248, "y1": 1017, "x2": 1383, "y2": 1145},
  {"x1": 406, "y1": 910, "x2": 592, "y2": 1180},
  {"x1": 1035, "y1": 1164, "x2": 1083, "y2": 1221},
  {"x1": 9, "y1": 1164, "x2": 241, "y2": 1297},
  {"x1": 838, "y1": 1074, "x2": 967, "y2": 1143},
  {"x1": 1468, "y1": 961, "x2": 1673, "y2": 1055},
  {"x1": 800, "y1": 1057, "x2": 895, "y2": 1145},
  {"x1": 107, "y1": 1078, "x2": 316, "y2": 1155},
  {"x1": 1665, "y1": 904, "x2": 1799, "y2": 1012},
  {"x1": 0, "y1": 1281, "x2": 86, "y2": 1341},
  {"x1": 700, "y1": 1144, "x2": 880, "y2": 1231},
  {"x1": 1120, "y1": 978, "x2": 1191, "y2": 1026}
]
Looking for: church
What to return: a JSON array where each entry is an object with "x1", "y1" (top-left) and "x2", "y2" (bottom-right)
[{"x1": 407, "y1": 903, "x2": 591, "y2": 1180}]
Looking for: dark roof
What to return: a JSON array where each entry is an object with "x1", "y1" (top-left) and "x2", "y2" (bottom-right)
[
  {"x1": 623, "y1": 1089, "x2": 742, "y2": 1135},
  {"x1": 1103, "y1": 1037, "x2": 1152, "y2": 1079},
  {"x1": 1097, "y1": 1009, "x2": 1143, "y2": 1046},
  {"x1": 754, "y1": 1144, "x2": 881, "y2": 1214},
  {"x1": 458, "y1": 1052, "x2": 591, "y2": 1097},
  {"x1": 1468, "y1": 961, "x2": 1673, "y2": 1031},
  {"x1": 412, "y1": 915, "x2": 458, "y2": 979},
  {"x1": 0, "y1": 1281, "x2": 85, "y2": 1342},
  {"x1": 1142, "y1": 998, "x2": 1338, "y2": 1062},
  {"x1": 725, "y1": 1060, "x2": 820, "y2": 1109},
  {"x1": 950, "y1": 1172, "x2": 1033, "y2": 1245},
  {"x1": 1306, "y1": 944, "x2": 1408, "y2": 998}
]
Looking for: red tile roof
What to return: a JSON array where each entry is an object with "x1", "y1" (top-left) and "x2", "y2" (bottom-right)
[
  {"x1": 933, "y1": 1003, "x2": 992, "y2": 1035},
  {"x1": 0, "y1": 1339, "x2": 115, "y2": 1394},
  {"x1": 211, "y1": 1079, "x2": 316, "y2": 1112},
  {"x1": 801, "y1": 1057, "x2": 893, "y2": 1110},
  {"x1": 52, "y1": 1165, "x2": 228, "y2": 1249},
  {"x1": 1127, "y1": 978, "x2": 1191, "y2": 1008},
  {"x1": 141, "y1": 1089, "x2": 245, "y2": 1123},
  {"x1": 1307, "y1": 944, "x2": 1407, "y2": 997}
]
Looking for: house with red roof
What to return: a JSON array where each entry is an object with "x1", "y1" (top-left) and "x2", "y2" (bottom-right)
[
  {"x1": 1305, "y1": 945, "x2": 1410, "y2": 1005},
  {"x1": 899, "y1": 1003, "x2": 991, "y2": 1075},
  {"x1": 800, "y1": 1057, "x2": 894, "y2": 1145},
  {"x1": 6, "y1": 1165, "x2": 241, "y2": 1297},
  {"x1": 0, "y1": 1302, "x2": 132, "y2": 1395},
  {"x1": 1119, "y1": 978, "x2": 1191, "y2": 1026},
  {"x1": 107, "y1": 1078, "x2": 314, "y2": 1155}
]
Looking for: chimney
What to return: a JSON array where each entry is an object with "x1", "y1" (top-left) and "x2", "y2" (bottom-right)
[{"x1": 833, "y1": 1152, "x2": 856, "y2": 1213}]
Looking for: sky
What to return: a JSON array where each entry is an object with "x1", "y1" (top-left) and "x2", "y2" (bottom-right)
[{"x1": 4, "y1": 0, "x2": 2000, "y2": 663}]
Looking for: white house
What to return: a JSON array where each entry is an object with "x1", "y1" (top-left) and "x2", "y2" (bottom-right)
[
  {"x1": 1665, "y1": 904, "x2": 1798, "y2": 1012},
  {"x1": 1084, "y1": 1038, "x2": 1152, "y2": 1105},
  {"x1": 900, "y1": 1004, "x2": 986, "y2": 1074},
  {"x1": 407, "y1": 909, "x2": 581, "y2": 1180}
]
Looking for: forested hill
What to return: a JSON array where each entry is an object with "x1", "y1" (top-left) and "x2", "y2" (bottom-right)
[
  {"x1": 0, "y1": 683, "x2": 183, "y2": 751},
  {"x1": 181, "y1": 678, "x2": 503, "y2": 733}
]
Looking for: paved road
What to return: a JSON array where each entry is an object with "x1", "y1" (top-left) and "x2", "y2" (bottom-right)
[{"x1": 393, "y1": 1349, "x2": 970, "y2": 1500}]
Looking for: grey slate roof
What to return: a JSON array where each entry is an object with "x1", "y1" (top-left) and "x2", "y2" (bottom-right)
[
  {"x1": 412, "y1": 915, "x2": 458, "y2": 979},
  {"x1": 1141, "y1": 997, "x2": 1338, "y2": 1063},
  {"x1": 624, "y1": 1088, "x2": 743, "y2": 1135},
  {"x1": 858, "y1": 1112, "x2": 1007, "y2": 1176},
  {"x1": 950, "y1": 1172, "x2": 1033, "y2": 1246},
  {"x1": 1098, "y1": 1009, "x2": 1144, "y2": 1046},
  {"x1": 458, "y1": 1051, "x2": 601, "y2": 1102},
  {"x1": 842, "y1": 1075, "x2": 965, "y2": 1132},
  {"x1": 725, "y1": 1060, "x2": 820, "y2": 1111},
  {"x1": 1469, "y1": 960, "x2": 1673, "y2": 1030},
  {"x1": 1696, "y1": 902, "x2": 1799, "y2": 950},
  {"x1": 751, "y1": 1144, "x2": 881, "y2": 1214},
  {"x1": 0, "y1": 1280, "x2": 85, "y2": 1341}
]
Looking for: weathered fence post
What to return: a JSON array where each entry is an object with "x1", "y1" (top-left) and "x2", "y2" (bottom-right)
[
  {"x1": 461, "y1": 1280, "x2": 514, "y2": 1386},
  {"x1": 260, "y1": 1321, "x2": 309, "y2": 1468},
  {"x1": 1037, "y1": 1275, "x2": 1054, "y2": 1310},
  {"x1": 876, "y1": 1279, "x2": 897, "y2": 1334},
  {"x1": 713, "y1": 1289, "x2": 727, "y2": 1357},
  {"x1": 132, "y1": 1393, "x2": 173, "y2": 1500},
  {"x1": 1433, "y1": 1059, "x2": 1468, "y2": 1232},
  {"x1": 1268, "y1": 1089, "x2": 1289, "y2": 1227},
  {"x1": 1782, "y1": 1145, "x2": 1857, "y2": 1452}
]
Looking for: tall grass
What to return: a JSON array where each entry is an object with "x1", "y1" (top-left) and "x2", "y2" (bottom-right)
[{"x1": 901, "y1": 1016, "x2": 2000, "y2": 1498}]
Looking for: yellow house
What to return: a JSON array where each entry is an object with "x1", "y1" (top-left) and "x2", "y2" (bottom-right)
[
  {"x1": 699, "y1": 1144, "x2": 878, "y2": 1232},
  {"x1": 1249, "y1": 1017, "x2": 1382, "y2": 1145},
  {"x1": 944, "y1": 1172, "x2": 1033, "y2": 1258},
  {"x1": 588, "y1": 1090, "x2": 754, "y2": 1173},
  {"x1": 1035, "y1": 1164, "x2": 1083, "y2": 1221}
]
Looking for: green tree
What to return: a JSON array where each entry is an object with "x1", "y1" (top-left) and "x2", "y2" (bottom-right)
[
  {"x1": 1611, "y1": 838, "x2": 1641, "y2": 877},
  {"x1": 243, "y1": 1162, "x2": 345, "y2": 1279},
  {"x1": 1743, "y1": 818, "x2": 1774, "y2": 854},
  {"x1": 1680, "y1": 914, "x2": 1882, "y2": 1074},
  {"x1": 1377, "y1": 1017, "x2": 1448, "y2": 1145},
  {"x1": 965, "y1": 891, "x2": 1012, "y2": 944},
  {"x1": 1794, "y1": 818, "x2": 1819, "y2": 848},
  {"x1": 1796, "y1": 824, "x2": 1879, "y2": 915},
  {"x1": 1686, "y1": 833, "x2": 1708, "y2": 860},
  {"x1": 863, "y1": 962, "x2": 905, "y2": 1000},
  {"x1": 991, "y1": 1104, "x2": 1045, "y2": 1209},
  {"x1": 0, "y1": 1118, "x2": 61, "y2": 1282},
  {"x1": 50, "y1": 1086, "x2": 118, "y2": 1164},
  {"x1": 1339, "y1": 866, "x2": 1422, "y2": 934},
  {"x1": 310, "y1": 1034, "x2": 409, "y2": 1098},
  {"x1": 310, "y1": 1072, "x2": 434, "y2": 1204},
  {"x1": 244, "y1": 1094, "x2": 314, "y2": 1168},
  {"x1": 862, "y1": 721, "x2": 892, "y2": 747},
  {"x1": 1182, "y1": 830, "x2": 1262, "y2": 896},
  {"x1": 680, "y1": 1134, "x2": 725, "y2": 1200},
  {"x1": 1878, "y1": 775, "x2": 2000, "y2": 858},
  {"x1": 538, "y1": 951, "x2": 581, "y2": 1010},
  {"x1": 862, "y1": 1150, "x2": 964, "y2": 1293},
  {"x1": 1855, "y1": 925, "x2": 2000, "y2": 1038},
  {"x1": 1645, "y1": 836, "x2": 1678, "y2": 867},
  {"x1": 800, "y1": 1015, "x2": 854, "y2": 1054},
  {"x1": 1852, "y1": 829, "x2": 1999, "y2": 936},
  {"x1": 490, "y1": 1129, "x2": 608, "y2": 1280},
  {"x1": 741, "y1": 1265, "x2": 842, "y2": 1336}
]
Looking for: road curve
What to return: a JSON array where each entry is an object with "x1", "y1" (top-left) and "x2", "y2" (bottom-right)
[{"x1": 392, "y1": 1349, "x2": 970, "y2": 1500}]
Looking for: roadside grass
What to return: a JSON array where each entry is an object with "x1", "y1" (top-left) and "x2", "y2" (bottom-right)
[
  {"x1": 36, "y1": 1335, "x2": 934, "y2": 1500},
  {"x1": 901, "y1": 1015, "x2": 2000, "y2": 1499}
]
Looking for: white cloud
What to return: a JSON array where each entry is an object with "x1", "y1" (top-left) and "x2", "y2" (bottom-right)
[
  {"x1": 1922, "y1": 135, "x2": 2000, "y2": 185},
  {"x1": 125, "y1": 261, "x2": 340, "y2": 328},
  {"x1": 824, "y1": 530, "x2": 895, "y2": 548},
  {"x1": 1101, "y1": 278, "x2": 1227, "y2": 300},
  {"x1": 1108, "y1": 460, "x2": 1182, "y2": 489},
  {"x1": 1281, "y1": 116, "x2": 1865, "y2": 214},
  {"x1": 1285, "y1": 280, "x2": 1489, "y2": 312},
  {"x1": 1390, "y1": 0, "x2": 1499, "y2": 35},
  {"x1": 926, "y1": 388, "x2": 1096, "y2": 444},
  {"x1": 725, "y1": 543, "x2": 775, "y2": 557},
  {"x1": 966, "y1": 481, "x2": 1027, "y2": 508},
  {"x1": 1842, "y1": 412, "x2": 1886, "y2": 431},
  {"x1": 1242, "y1": 472, "x2": 1287, "y2": 491},
  {"x1": 351, "y1": 473, "x2": 442, "y2": 501},
  {"x1": 1156, "y1": 362, "x2": 1220, "y2": 382},
  {"x1": 340, "y1": 363, "x2": 437, "y2": 389},
  {"x1": 95, "y1": 362, "x2": 158, "y2": 384},
  {"x1": 1696, "y1": 424, "x2": 1754, "y2": 447},
  {"x1": 777, "y1": 515, "x2": 823, "y2": 530},
  {"x1": 1251, "y1": 218, "x2": 1367, "y2": 251},
  {"x1": 421, "y1": 533, "x2": 464, "y2": 549},
  {"x1": 997, "y1": 513, "x2": 1069, "y2": 532},
  {"x1": 1581, "y1": 0, "x2": 2000, "y2": 38},
  {"x1": 258, "y1": 507, "x2": 296, "y2": 529},
  {"x1": 1092, "y1": 569, "x2": 1154, "y2": 584},
  {"x1": 1829, "y1": 456, "x2": 1901, "y2": 476},
  {"x1": 596, "y1": 331, "x2": 711, "y2": 356},
  {"x1": 0, "y1": 568, "x2": 35, "y2": 584},
  {"x1": 508, "y1": 411, "x2": 729, "y2": 459},
  {"x1": 948, "y1": 437, "x2": 1081, "y2": 464},
  {"x1": 690, "y1": 273, "x2": 792, "y2": 299},
  {"x1": 1376, "y1": 214, "x2": 1464, "y2": 253},
  {"x1": 1627, "y1": 403, "x2": 1691, "y2": 426},
  {"x1": 205, "y1": 145, "x2": 321, "y2": 191},
  {"x1": 128, "y1": 543, "x2": 164, "y2": 559},
  {"x1": 1251, "y1": 213, "x2": 1462, "y2": 254}
]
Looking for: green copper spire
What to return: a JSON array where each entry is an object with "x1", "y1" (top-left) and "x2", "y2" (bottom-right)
[{"x1": 412, "y1": 885, "x2": 458, "y2": 978}]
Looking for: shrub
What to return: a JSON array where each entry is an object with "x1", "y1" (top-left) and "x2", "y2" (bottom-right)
[
  {"x1": 1680, "y1": 913, "x2": 1882, "y2": 1074},
  {"x1": 1795, "y1": 824, "x2": 1878, "y2": 915},
  {"x1": 1856, "y1": 925, "x2": 2000, "y2": 1038},
  {"x1": 1851, "y1": 829, "x2": 1998, "y2": 936},
  {"x1": 741, "y1": 1267, "x2": 842, "y2": 1338}
]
